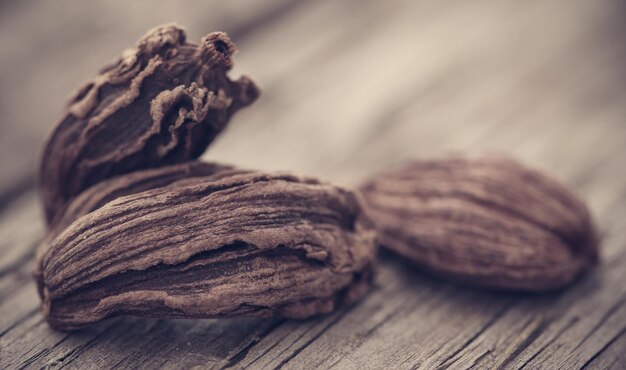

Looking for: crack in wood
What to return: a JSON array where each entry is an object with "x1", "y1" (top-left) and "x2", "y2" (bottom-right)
[
  {"x1": 517, "y1": 316, "x2": 580, "y2": 369},
  {"x1": 219, "y1": 318, "x2": 286, "y2": 369},
  {"x1": 238, "y1": 329, "x2": 294, "y2": 369},
  {"x1": 275, "y1": 307, "x2": 354, "y2": 369},
  {"x1": 52, "y1": 325, "x2": 120, "y2": 369},
  {"x1": 258, "y1": 321, "x2": 319, "y2": 367},
  {"x1": 570, "y1": 294, "x2": 626, "y2": 354},
  {"x1": 0, "y1": 307, "x2": 39, "y2": 338},
  {"x1": 580, "y1": 327, "x2": 626, "y2": 369},
  {"x1": 491, "y1": 314, "x2": 550, "y2": 370},
  {"x1": 437, "y1": 300, "x2": 515, "y2": 369},
  {"x1": 468, "y1": 349, "x2": 494, "y2": 370},
  {"x1": 321, "y1": 297, "x2": 414, "y2": 369}
]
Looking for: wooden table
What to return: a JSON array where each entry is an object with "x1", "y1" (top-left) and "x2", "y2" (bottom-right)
[{"x1": 1, "y1": 1, "x2": 625, "y2": 368}]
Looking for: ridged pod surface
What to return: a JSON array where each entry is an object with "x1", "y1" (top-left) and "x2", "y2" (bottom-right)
[
  {"x1": 39, "y1": 171, "x2": 377, "y2": 330},
  {"x1": 39, "y1": 24, "x2": 259, "y2": 223},
  {"x1": 359, "y1": 156, "x2": 598, "y2": 291}
]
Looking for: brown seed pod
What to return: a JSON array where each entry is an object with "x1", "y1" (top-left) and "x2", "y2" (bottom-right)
[
  {"x1": 39, "y1": 24, "x2": 259, "y2": 223},
  {"x1": 359, "y1": 155, "x2": 598, "y2": 291},
  {"x1": 47, "y1": 161, "x2": 243, "y2": 237},
  {"x1": 38, "y1": 171, "x2": 377, "y2": 330},
  {"x1": 34, "y1": 161, "x2": 246, "y2": 290}
]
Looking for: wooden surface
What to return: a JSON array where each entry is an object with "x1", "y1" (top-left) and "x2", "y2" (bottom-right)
[{"x1": 1, "y1": 0, "x2": 625, "y2": 369}]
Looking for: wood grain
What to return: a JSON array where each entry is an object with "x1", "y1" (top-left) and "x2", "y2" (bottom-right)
[{"x1": 1, "y1": 0, "x2": 625, "y2": 368}]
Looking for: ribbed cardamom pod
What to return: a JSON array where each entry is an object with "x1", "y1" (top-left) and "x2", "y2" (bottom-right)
[
  {"x1": 39, "y1": 24, "x2": 259, "y2": 223},
  {"x1": 38, "y1": 171, "x2": 376, "y2": 330},
  {"x1": 47, "y1": 161, "x2": 241, "y2": 238},
  {"x1": 35, "y1": 161, "x2": 244, "y2": 288},
  {"x1": 359, "y1": 156, "x2": 598, "y2": 291}
]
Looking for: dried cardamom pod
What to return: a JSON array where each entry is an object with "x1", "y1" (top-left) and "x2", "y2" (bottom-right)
[
  {"x1": 47, "y1": 161, "x2": 242, "y2": 235},
  {"x1": 39, "y1": 24, "x2": 259, "y2": 223},
  {"x1": 359, "y1": 156, "x2": 598, "y2": 291},
  {"x1": 35, "y1": 161, "x2": 246, "y2": 290},
  {"x1": 38, "y1": 172, "x2": 376, "y2": 330}
]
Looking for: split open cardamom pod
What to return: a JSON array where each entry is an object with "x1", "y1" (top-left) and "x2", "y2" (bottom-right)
[{"x1": 39, "y1": 24, "x2": 259, "y2": 224}]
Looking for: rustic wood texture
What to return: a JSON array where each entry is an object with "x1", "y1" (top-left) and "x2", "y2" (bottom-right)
[{"x1": 1, "y1": 0, "x2": 625, "y2": 369}]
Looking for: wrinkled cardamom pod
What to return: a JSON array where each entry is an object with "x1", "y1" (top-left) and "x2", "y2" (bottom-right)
[
  {"x1": 39, "y1": 24, "x2": 259, "y2": 223},
  {"x1": 38, "y1": 171, "x2": 376, "y2": 330},
  {"x1": 359, "y1": 156, "x2": 598, "y2": 291},
  {"x1": 48, "y1": 161, "x2": 241, "y2": 236},
  {"x1": 35, "y1": 161, "x2": 245, "y2": 289}
]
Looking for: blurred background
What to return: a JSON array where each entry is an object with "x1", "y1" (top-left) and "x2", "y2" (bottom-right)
[{"x1": 1, "y1": 0, "x2": 625, "y2": 201}]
